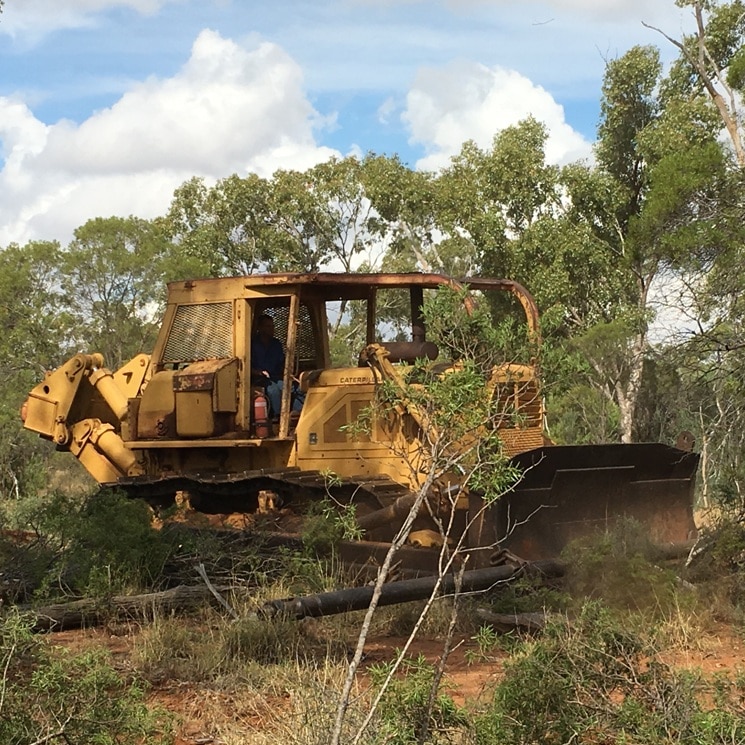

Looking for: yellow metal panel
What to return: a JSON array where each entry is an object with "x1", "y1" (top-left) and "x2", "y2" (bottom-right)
[
  {"x1": 22, "y1": 394, "x2": 58, "y2": 438},
  {"x1": 75, "y1": 441, "x2": 123, "y2": 484},
  {"x1": 137, "y1": 370, "x2": 176, "y2": 438},
  {"x1": 176, "y1": 391, "x2": 215, "y2": 437},
  {"x1": 214, "y1": 360, "x2": 238, "y2": 413},
  {"x1": 112, "y1": 354, "x2": 151, "y2": 398}
]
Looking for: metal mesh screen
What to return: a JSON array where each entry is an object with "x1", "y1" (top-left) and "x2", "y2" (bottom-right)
[
  {"x1": 162, "y1": 302, "x2": 233, "y2": 363},
  {"x1": 264, "y1": 304, "x2": 317, "y2": 364}
]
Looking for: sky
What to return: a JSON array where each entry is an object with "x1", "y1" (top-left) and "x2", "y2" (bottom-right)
[{"x1": 0, "y1": 0, "x2": 693, "y2": 247}]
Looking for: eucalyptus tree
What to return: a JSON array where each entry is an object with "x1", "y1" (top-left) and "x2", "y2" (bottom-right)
[
  {"x1": 0, "y1": 241, "x2": 69, "y2": 498},
  {"x1": 645, "y1": 0, "x2": 745, "y2": 167},
  {"x1": 568, "y1": 45, "x2": 726, "y2": 443},
  {"x1": 360, "y1": 154, "x2": 445, "y2": 273},
  {"x1": 627, "y1": 1, "x2": 745, "y2": 502},
  {"x1": 165, "y1": 174, "x2": 275, "y2": 276},
  {"x1": 166, "y1": 155, "x2": 401, "y2": 276},
  {"x1": 166, "y1": 169, "x2": 327, "y2": 275},
  {"x1": 430, "y1": 52, "x2": 726, "y2": 444},
  {"x1": 60, "y1": 216, "x2": 173, "y2": 370},
  {"x1": 437, "y1": 117, "x2": 562, "y2": 280},
  {"x1": 0, "y1": 241, "x2": 69, "y2": 378}
]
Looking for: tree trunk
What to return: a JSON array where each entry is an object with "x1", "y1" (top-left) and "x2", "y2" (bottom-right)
[
  {"x1": 24, "y1": 584, "x2": 232, "y2": 632},
  {"x1": 615, "y1": 328, "x2": 646, "y2": 444}
]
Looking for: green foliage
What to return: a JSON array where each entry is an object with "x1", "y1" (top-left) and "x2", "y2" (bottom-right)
[
  {"x1": 66, "y1": 489, "x2": 174, "y2": 596},
  {"x1": 328, "y1": 316, "x2": 368, "y2": 366},
  {"x1": 367, "y1": 155, "x2": 446, "y2": 274},
  {"x1": 0, "y1": 241, "x2": 74, "y2": 500},
  {"x1": 0, "y1": 611, "x2": 172, "y2": 744},
  {"x1": 0, "y1": 421, "x2": 52, "y2": 503},
  {"x1": 695, "y1": 517, "x2": 745, "y2": 575},
  {"x1": 482, "y1": 572, "x2": 569, "y2": 617},
  {"x1": 597, "y1": 45, "x2": 660, "y2": 208},
  {"x1": 301, "y1": 497, "x2": 362, "y2": 555},
  {"x1": 687, "y1": 514, "x2": 745, "y2": 610},
  {"x1": 164, "y1": 173, "x2": 271, "y2": 275},
  {"x1": 61, "y1": 216, "x2": 173, "y2": 369},
  {"x1": 547, "y1": 382, "x2": 620, "y2": 444},
  {"x1": 472, "y1": 601, "x2": 745, "y2": 745},
  {"x1": 671, "y1": 1, "x2": 745, "y2": 93},
  {"x1": 441, "y1": 118, "x2": 558, "y2": 261},
  {"x1": 0, "y1": 241, "x2": 71, "y2": 372},
  {"x1": 2, "y1": 489, "x2": 175, "y2": 600},
  {"x1": 562, "y1": 519, "x2": 679, "y2": 613},
  {"x1": 471, "y1": 623, "x2": 501, "y2": 655},
  {"x1": 410, "y1": 286, "x2": 524, "y2": 504},
  {"x1": 464, "y1": 624, "x2": 507, "y2": 664},
  {"x1": 166, "y1": 155, "x2": 400, "y2": 277},
  {"x1": 368, "y1": 654, "x2": 466, "y2": 744}
]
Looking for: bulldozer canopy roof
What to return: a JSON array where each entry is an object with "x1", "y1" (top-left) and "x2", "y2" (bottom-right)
[{"x1": 167, "y1": 272, "x2": 539, "y2": 336}]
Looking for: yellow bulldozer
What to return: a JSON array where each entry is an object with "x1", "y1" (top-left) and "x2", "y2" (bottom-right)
[{"x1": 21, "y1": 273, "x2": 698, "y2": 572}]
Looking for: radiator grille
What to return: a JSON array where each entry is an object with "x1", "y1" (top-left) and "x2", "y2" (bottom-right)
[
  {"x1": 494, "y1": 380, "x2": 543, "y2": 429},
  {"x1": 494, "y1": 379, "x2": 544, "y2": 457},
  {"x1": 162, "y1": 302, "x2": 233, "y2": 363}
]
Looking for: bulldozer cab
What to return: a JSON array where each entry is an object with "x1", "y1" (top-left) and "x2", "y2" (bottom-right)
[{"x1": 143, "y1": 273, "x2": 536, "y2": 439}]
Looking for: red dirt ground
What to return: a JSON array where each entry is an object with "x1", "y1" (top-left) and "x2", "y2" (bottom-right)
[{"x1": 48, "y1": 620, "x2": 745, "y2": 745}]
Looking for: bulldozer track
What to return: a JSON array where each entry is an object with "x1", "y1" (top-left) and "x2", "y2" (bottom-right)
[
  {"x1": 112, "y1": 470, "x2": 453, "y2": 576},
  {"x1": 114, "y1": 468, "x2": 413, "y2": 513}
]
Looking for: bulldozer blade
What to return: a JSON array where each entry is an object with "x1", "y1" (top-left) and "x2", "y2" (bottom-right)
[{"x1": 492, "y1": 443, "x2": 699, "y2": 560}]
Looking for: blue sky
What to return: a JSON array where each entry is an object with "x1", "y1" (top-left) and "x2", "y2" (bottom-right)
[{"x1": 0, "y1": 0, "x2": 690, "y2": 246}]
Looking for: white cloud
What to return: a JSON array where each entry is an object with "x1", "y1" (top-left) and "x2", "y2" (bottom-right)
[
  {"x1": 0, "y1": 30, "x2": 338, "y2": 245},
  {"x1": 375, "y1": 0, "x2": 686, "y2": 26},
  {"x1": 524, "y1": 0, "x2": 685, "y2": 24},
  {"x1": 0, "y1": 0, "x2": 179, "y2": 36},
  {"x1": 404, "y1": 59, "x2": 591, "y2": 171},
  {"x1": 377, "y1": 97, "x2": 396, "y2": 125}
]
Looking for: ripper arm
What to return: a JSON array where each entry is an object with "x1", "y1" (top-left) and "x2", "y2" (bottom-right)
[{"x1": 21, "y1": 353, "x2": 150, "y2": 483}]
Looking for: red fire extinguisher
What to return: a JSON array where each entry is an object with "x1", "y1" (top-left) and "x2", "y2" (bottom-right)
[{"x1": 253, "y1": 391, "x2": 271, "y2": 438}]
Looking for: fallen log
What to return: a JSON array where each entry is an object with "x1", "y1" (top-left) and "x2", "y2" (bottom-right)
[
  {"x1": 261, "y1": 559, "x2": 565, "y2": 620},
  {"x1": 22, "y1": 584, "x2": 234, "y2": 632},
  {"x1": 474, "y1": 607, "x2": 548, "y2": 632}
]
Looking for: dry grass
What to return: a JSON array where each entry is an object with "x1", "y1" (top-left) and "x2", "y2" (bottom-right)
[{"x1": 150, "y1": 660, "x2": 366, "y2": 745}]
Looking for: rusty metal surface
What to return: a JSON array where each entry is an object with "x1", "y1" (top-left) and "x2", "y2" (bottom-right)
[
  {"x1": 496, "y1": 443, "x2": 699, "y2": 560},
  {"x1": 173, "y1": 359, "x2": 235, "y2": 392},
  {"x1": 379, "y1": 340, "x2": 439, "y2": 363}
]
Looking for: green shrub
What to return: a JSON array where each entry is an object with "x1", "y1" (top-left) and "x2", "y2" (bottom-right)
[
  {"x1": 0, "y1": 610, "x2": 172, "y2": 744},
  {"x1": 687, "y1": 514, "x2": 745, "y2": 612},
  {"x1": 562, "y1": 518, "x2": 679, "y2": 613},
  {"x1": 471, "y1": 601, "x2": 745, "y2": 745},
  {"x1": 67, "y1": 489, "x2": 175, "y2": 594},
  {"x1": 368, "y1": 654, "x2": 466, "y2": 744},
  {"x1": 301, "y1": 497, "x2": 361, "y2": 556},
  {"x1": 3, "y1": 488, "x2": 178, "y2": 600},
  {"x1": 481, "y1": 571, "x2": 569, "y2": 616}
]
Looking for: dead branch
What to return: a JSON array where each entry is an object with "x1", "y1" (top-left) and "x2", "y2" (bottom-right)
[{"x1": 18, "y1": 583, "x2": 237, "y2": 632}]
